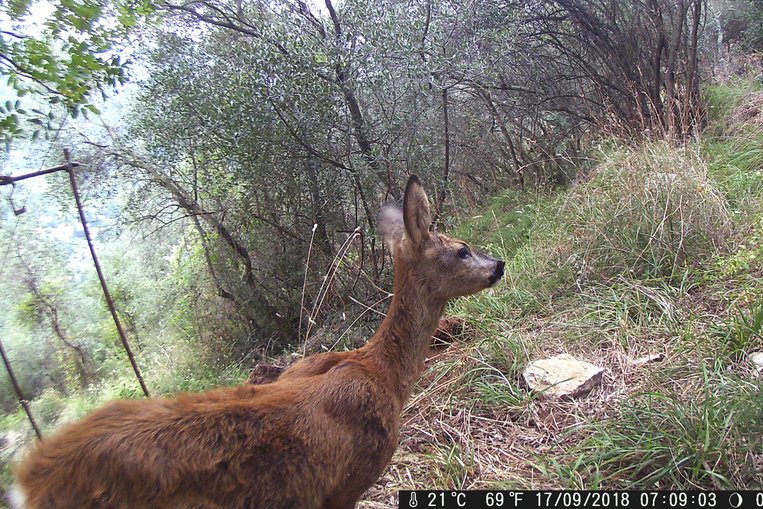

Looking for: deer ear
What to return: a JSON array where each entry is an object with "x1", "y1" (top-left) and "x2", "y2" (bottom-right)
[
  {"x1": 403, "y1": 175, "x2": 432, "y2": 248},
  {"x1": 378, "y1": 205, "x2": 404, "y2": 256}
]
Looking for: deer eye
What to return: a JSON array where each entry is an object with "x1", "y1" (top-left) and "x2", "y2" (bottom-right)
[{"x1": 457, "y1": 246, "x2": 471, "y2": 260}]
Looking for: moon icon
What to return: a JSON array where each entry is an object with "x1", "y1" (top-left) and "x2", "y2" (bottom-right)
[{"x1": 729, "y1": 492, "x2": 743, "y2": 509}]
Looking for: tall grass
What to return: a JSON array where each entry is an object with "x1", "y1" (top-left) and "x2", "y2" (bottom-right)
[
  {"x1": 553, "y1": 369, "x2": 763, "y2": 489},
  {"x1": 459, "y1": 141, "x2": 734, "y2": 327},
  {"x1": 562, "y1": 143, "x2": 731, "y2": 283},
  {"x1": 703, "y1": 80, "x2": 763, "y2": 217}
]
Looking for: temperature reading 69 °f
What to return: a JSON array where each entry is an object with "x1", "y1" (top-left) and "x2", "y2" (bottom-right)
[{"x1": 486, "y1": 492, "x2": 525, "y2": 506}]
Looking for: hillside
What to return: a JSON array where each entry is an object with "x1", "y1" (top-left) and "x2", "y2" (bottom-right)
[
  {"x1": 356, "y1": 82, "x2": 763, "y2": 504},
  {"x1": 1, "y1": 82, "x2": 762, "y2": 506}
]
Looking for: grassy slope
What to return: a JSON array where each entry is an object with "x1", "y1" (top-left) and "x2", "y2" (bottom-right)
[{"x1": 362, "y1": 81, "x2": 763, "y2": 505}]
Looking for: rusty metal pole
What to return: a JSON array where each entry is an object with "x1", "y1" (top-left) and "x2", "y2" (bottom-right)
[{"x1": 65, "y1": 149, "x2": 150, "y2": 397}]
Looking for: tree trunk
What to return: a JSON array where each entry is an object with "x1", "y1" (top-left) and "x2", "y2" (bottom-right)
[
  {"x1": 0, "y1": 336, "x2": 42, "y2": 440},
  {"x1": 306, "y1": 159, "x2": 332, "y2": 255},
  {"x1": 437, "y1": 87, "x2": 451, "y2": 215},
  {"x1": 114, "y1": 151, "x2": 287, "y2": 333}
]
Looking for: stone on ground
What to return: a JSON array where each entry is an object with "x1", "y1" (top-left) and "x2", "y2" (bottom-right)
[{"x1": 523, "y1": 353, "x2": 605, "y2": 399}]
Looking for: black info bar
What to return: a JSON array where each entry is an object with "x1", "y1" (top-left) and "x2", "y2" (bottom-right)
[{"x1": 398, "y1": 490, "x2": 763, "y2": 509}]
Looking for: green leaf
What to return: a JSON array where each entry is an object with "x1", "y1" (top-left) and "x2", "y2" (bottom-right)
[{"x1": 7, "y1": 0, "x2": 33, "y2": 18}]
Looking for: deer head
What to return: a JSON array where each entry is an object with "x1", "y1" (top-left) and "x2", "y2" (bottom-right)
[{"x1": 378, "y1": 175, "x2": 505, "y2": 302}]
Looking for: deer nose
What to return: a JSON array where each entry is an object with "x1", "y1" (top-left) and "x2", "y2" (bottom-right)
[{"x1": 488, "y1": 260, "x2": 505, "y2": 286}]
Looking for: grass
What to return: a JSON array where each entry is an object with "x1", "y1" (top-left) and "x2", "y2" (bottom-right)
[
  {"x1": 704, "y1": 134, "x2": 763, "y2": 221},
  {"x1": 703, "y1": 79, "x2": 763, "y2": 221},
  {"x1": 467, "y1": 336, "x2": 535, "y2": 411},
  {"x1": 426, "y1": 444, "x2": 476, "y2": 490},
  {"x1": 704, "y1": 80, "x2": 762, "y2": 127},
  {"x1": 573, "y1": 278, "x2": 686, "y2": 349},
  {"x1": 552, "y1": 369, "x2": 763, "y2": 489},
  {"x1": 709, "y1": 291, "x2": 763, "y2": 360},
  {"x1": 562, "y1": 143, "x2": 731, "y2": 283}
]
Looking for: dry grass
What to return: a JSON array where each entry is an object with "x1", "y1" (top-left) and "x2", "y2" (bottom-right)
[
  {"x1": 358, "y1": 300, "x2": 689, "y2": 504},
  {"x1": 728, "y1": 90, "x2": 763, "y2": 132}
]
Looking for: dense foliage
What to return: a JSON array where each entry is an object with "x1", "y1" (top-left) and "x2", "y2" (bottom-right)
[{"x1": 90, "y1": 0, "x2": 714, "y2": 346}]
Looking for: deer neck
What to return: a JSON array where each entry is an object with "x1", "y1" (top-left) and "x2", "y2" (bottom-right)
[{"x1": 365, "y1": 263, "x2": 446, "y2": 403}]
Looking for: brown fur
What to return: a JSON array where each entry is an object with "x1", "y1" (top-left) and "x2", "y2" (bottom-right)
[
  {"x1": 13, "y1": 175, "x2": 504, "y2": 509},
  {"x1": 245, "y1": 316, "x2": 466, "y2": 385}
]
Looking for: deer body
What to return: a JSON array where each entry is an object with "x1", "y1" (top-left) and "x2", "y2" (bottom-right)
[{"x1": 13, "y1": 176, "x2": 504, "y2": 509}]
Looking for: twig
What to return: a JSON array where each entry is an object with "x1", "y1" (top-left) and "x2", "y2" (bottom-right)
[
  {"x1": 300, "y1": 224, "x2": 318, "y2": 356},
  {"x1": 304, "y1": 227, "x2": 362, "y2": 348}
]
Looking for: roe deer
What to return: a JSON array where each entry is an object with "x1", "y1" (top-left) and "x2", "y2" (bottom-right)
[{"x1": 11, "y1": 175, "x2": 504, "y2": 509}]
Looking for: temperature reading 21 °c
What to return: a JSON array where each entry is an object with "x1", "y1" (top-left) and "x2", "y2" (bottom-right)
[
  {"x1": 427, "y1": 492, "x2": 466, "y2": 507},
  {"x1": 424, "y1": 491, "x2": 522, "y2": 507}
]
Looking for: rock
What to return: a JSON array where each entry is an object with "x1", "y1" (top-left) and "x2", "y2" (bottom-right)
[
  {"x1": 523, "y1": 353, "x2": 605, "y2": 399},
  {"x1": 749, "y1": 352, "x2": 763, "y2": 372}
]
